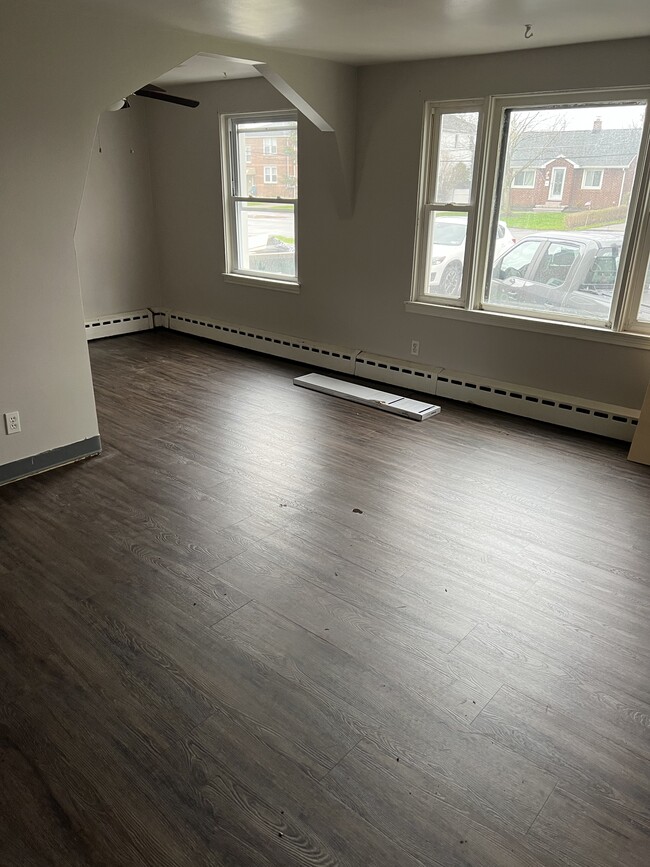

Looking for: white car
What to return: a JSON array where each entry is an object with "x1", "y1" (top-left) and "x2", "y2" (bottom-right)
[{"x1": 428, "y1": 217, "x2": 515, "y2": 296}]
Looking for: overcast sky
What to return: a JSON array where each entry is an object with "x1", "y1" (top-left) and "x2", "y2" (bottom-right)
[{"x1": 516, "y1": 103, "x2": 646, "y2": 130}]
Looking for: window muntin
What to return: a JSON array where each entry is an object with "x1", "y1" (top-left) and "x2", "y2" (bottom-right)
[{"x1": 223, "y1": 113, "x2": 298, "y2": 283}]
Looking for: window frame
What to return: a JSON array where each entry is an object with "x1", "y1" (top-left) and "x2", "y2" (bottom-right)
[
  {"x1": 411, "y1": 87, "x2": 650, "y2": 342},
  {"x1": 263, "y1": 165, "x2": 278, "y2": 184},
  {"x1": 512, "y1": 169, "x2": 536, "y2": 189},
  {"x1": 221, "y1": 110, "x2": 299, "y2": 290},
  {"x1": 582, "y1": 168, "x2": 604, "y2": 190},
  {"x1": 411, "y1": 100, "x2": 485, "y2": 307}
]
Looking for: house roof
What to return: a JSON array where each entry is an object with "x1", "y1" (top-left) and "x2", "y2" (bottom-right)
[
  {"x1": 510, "y1": 127, "x2": 642, "y2": 169},
  {"x1": 441, "y1": 114, "x2": 477, "y2": 135}
]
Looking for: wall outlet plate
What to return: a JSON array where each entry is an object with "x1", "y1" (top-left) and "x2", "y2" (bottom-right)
[
  {"x1": 410, "y1": 340, "x2": 420, "y2": 356},
  {"x1": 4, "y1": 411, "x2": 21, "y2": 434}
]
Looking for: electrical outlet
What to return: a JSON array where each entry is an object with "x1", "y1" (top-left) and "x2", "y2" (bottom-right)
[
  {"x1": 4, "y1": 411, "x2": 21, "y2": 434},
  {"x1": 410, "y1": 340, "x2": 420, "y2": 356}
]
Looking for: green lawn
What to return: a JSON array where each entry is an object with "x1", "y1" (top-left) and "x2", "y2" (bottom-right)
[
  {"x1": 501, "y1": 212, "x2": 567, "y2": 230},
  {"x1": 502, "y1": 210, "x2": 625, "y2": 232}
]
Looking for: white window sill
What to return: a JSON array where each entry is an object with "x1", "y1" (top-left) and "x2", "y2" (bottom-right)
[
  {"x1": 405, "y1": 300, "x2": 650, "y2": 349},
  {"x1": 223, "y1": 272, "x2": 300, "y2": 294}
]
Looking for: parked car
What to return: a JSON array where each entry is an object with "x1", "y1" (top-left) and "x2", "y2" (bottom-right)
[
  {"x1": 429, "y1": 216, "x2": 514, "y2": 295},
  {"x1": 486, "y1": 231, "x2": 641, "y2": 320}
]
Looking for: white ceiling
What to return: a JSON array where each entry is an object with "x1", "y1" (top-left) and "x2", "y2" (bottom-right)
[
  {"x1": 153, "y1": 54, "x2": 261, "y2": 87},
  {"x1": 93, "y1": 0, "x2": 650, "y2": 64}
]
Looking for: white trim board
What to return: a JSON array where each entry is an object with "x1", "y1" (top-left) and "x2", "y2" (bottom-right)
[{"x1": 294, "y1": 373, "x2": 441, "y2": 421}]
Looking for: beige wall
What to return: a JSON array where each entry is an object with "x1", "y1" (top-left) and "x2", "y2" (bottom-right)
[
  {"x1": 150, "y1": 37, "x2": 650, "y2": 409},
  {"x1": 0, "y1": 0, "x2": 202, "y2": 468},
  {"x1": 0, "y1": 0, "x2": 355, "y2": 472},
  {"x1": 76, "y1": 102, "x2": 160, "y2": 320}
]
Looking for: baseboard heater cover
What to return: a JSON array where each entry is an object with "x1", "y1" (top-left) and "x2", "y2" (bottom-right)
[
  {"x1": 85, "y1": 309, "x2": 153, "y2": 340},
  {"x1": 294, "y1": 373, "x2": 441, "y2": 421}
]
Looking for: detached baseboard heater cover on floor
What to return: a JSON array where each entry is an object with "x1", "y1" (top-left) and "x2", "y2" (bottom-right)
[{"x1": 294, "y1": 373, "x2": 441, "y2": 421}]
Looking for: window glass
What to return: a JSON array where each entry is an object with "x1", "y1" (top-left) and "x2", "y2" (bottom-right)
[
  {"x1": 434, "y1": 112, "x2": 479, "y2": 204},
  {"x1": 418, "y1": 109, "x2": 481, "y2": 302},
  {"x1": 226, "y1": 114, "x2": 298, "y2": 281},
  {"x1": 583, "y1": 169, "x2": 603, "y2": 189},
  {"x1": 425, "y1": 212, "x2": 468, "y2": 298},
  {"x1": 235, "y1": 202, "x2": 296, "y2": 277},
  {"x1": 484, "y1": 102, "x2": 646, "y2": 322},
  {"x1": 534, "y1": 242, "x2": 579, "y2": 287},
  {"x1": 513, "y1": 170, "x2": 535, "y2": 187}
]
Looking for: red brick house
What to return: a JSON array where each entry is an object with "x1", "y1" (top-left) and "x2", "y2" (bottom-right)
[
  {"x1": 243, "y1": 130, "x2": 297, "y2": 199},
  {"x1": 508, "y1": 119, "x2": 640, "y2": 211}
]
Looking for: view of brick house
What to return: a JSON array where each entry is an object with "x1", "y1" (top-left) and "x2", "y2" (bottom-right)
[
  {"x1": 243, "y1": 130, "x2": 297, "y2": 199},
  {"x1": 508, "y1": 119, "x2": 640, "y2": 211}
]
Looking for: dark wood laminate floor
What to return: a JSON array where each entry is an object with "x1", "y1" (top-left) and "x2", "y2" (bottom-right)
[{"x1": 1, "y1": 331, "x2": 649, "y2": 867}]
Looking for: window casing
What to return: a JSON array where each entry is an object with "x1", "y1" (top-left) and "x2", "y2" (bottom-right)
[
  {"x1": 222, "y1": 112, "x2": 298, "y2": 286},
  {"x1": 582, "y1": 168, "x2": 604, "y2": 189},
  {"x1": 412, "y1": 89, "x2": 650, "y2": 339},
  {"x1": 512, "y1": 170, "x2": 536, "y2": 188}
]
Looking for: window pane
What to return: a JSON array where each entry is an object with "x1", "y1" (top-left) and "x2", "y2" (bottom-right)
[
  {"x1": 425, "y1": 211, "x2": 469, "y2": 298},
  {"x1": 434, "y1": 112, "x2": 479, "y2": 204},
  {"x1": 235, "y1": 120, "x2": 297, "y2": 199},
  {"x1": 235, "y1": 202, "x2": 295, "y2": 277},
  {"x1": 485, "y1": 102, "x2": 646, "y2": 321}
]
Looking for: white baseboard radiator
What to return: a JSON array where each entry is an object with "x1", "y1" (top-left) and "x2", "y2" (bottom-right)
[
  {"x1": 84, "y1": 309, "x2": 153, "y2": 340},
  {"x1": 87, "y1": 307, "x2": 639, "y2": 441}
]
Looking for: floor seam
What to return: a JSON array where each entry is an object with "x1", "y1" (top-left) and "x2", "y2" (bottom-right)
[
  {"x1": 525, "y1": 779, "x2": 559, "y2": 835},
  {"x1": 317, "y1": 737, "x2": 365, "y2": 783}
]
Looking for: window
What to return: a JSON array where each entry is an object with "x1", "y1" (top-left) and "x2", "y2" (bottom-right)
[
  {"x1": 263, "y1": 138, "x2": 277, "y2": 154},
  {"x1": 412, "y1": 91, "x2": 650, "y2": 336},
  {"x1": 512, "y1": 170, "x2": 536, "y2": 188},
  {"x1": 413, "y1": 108, "x2": 481, "y2": 302},
  {"x1": 582, "y1": 168, "x2": 604, "y2": 189},
  {"x1": 245, "y1": 146, "x2": 252, "y2": 164},
  {"x1": 222, "y1": 112, "x2": 298, "y2": 284}
]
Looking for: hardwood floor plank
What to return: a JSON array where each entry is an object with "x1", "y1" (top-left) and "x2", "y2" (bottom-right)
[
  {"x1": 528, "y1": 786, "x2": 650, "y2": 867},
  {"x1": 1, "y1": 331, "x2": 648, "y2": 866},
  {"x1": 210, "y1": 549, "x2": 499, "y2": 724},
  {"x1": 321, "y1": 738, "x2": 565, "y2": 867},
  {"x1": 173, "y1": 704, "x2": 431, "y2": 867},
  {"x1": 82, "y1": 586, "x2": 364, "y2": 780},
  {"x1": 471, "y1": 685, "x2": 650, "y2": 827},
  {"x1": 212, "y1": 602, "x2": 557, "y2": 832}
]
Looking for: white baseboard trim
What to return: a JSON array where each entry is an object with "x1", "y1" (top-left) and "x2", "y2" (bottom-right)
[
  {"x1": 85, "y1": 309, "x2": 153, "y2": 340},
  {"x1": 97, "y1": 306, "x2": 636, "y2": 442}
]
